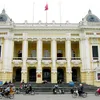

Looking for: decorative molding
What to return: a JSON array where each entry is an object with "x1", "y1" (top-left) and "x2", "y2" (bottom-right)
[
  {"x1": 12, "y1": 60, "x2": 22, "y2": 65},
  {"x1": 57, "y1": 60, "x2": 66, "y2": 66},
  {"x1": 42, "y1": 60, "x2": 52, "y2": 65},
  {"x1": 27, "y1": 60, "x2": 37, "y2": 65},
  {"x1": 71, "y1": 60, "x2": 81, "y2": 65}
]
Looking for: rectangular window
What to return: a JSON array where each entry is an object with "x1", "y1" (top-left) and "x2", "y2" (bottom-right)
[
  {"x1": 31, "y1": 50, "x2": 36, "y2": 57},
  {"x1": 44, "y1": 50, "x2": 50, "y2": 57},
  {"x1": 92, "y1": 46, "x2": 98, "y2": 60},
  {"x1": 97, "y1": 73, "x2": 100, "y2": 80},
  {"x1": 0, "y1": 46, "x2": 1, "y2": 57}
]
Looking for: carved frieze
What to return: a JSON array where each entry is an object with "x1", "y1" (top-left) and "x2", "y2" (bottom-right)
[
  {"x1": 71, "y1": 60, "x2": 81, "y2": 65},
  {"x1": 27, "y1": 60, "x2": 37, "y2": 65},
  {"x1": 12, "y1": 60, "x2": 22, "y2": 65}
]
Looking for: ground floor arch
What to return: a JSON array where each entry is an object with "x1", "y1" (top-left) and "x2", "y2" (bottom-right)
[
  {"x1": 72, "y1": 67, "x2": 80, "y2": 82},
  {"x1": 28, "y1": 67, "x2": 36, "y2": 82},
  {"x1": 57, "y1": 67, "x2": 66, "y2": 83},
  {"x1": 13, "y1": 67, "x2": 21, "y2": 82},
  {"x1": 42, "y1": 67, "x2": 51, "y2": 82}
]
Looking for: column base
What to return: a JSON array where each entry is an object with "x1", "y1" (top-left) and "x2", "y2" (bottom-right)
[
  {"x1": 66, "y1": 72, "x2": 72, "y2": 83},
  {"x1": 1, "y1": 72, "x2": 12, "y2": 83},
  {"x1": 51, "y1": 72, "x2": 57, "y2": 83},
  {"x1": 85, "y1": 72, "x2": 93, "y2": 85},
  {"x1": 21, "y1": 72, "x2": 27, "y2": 83},
  {"x1": 81, "y1": 72, "x2": 86, "y2": 83},
  {"x1": 36, "y1": 72, "x2": 42, "y2": 83}
]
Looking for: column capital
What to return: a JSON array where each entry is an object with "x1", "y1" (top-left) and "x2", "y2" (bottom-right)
[
  {"x1": 51, "y1": 38, "x2": 57, "y2": 41},
  {"x1": 23, "y1": 37, "x2": 28, "y2": 41},
  {"x1": 66, "y1": 37, "x2": 71, "y2": 41}
]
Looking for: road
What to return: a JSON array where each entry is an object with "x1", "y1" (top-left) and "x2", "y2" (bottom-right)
[{"x1": 10, "y1": 93, "x2": 100, "y2": 100}]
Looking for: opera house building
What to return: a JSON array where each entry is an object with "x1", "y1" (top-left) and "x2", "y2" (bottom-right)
[{"x1": 0, "y1": 9, "x2": 100, "y2": 86}]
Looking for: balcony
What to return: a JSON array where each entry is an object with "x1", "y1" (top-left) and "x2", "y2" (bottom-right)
[
  {"x1": 12, "y1": 57, "x2": 22, "y2": 65},
  {"x1": 71, "y1": 57, "x2": 81, "y2": 60},
  {"x1": 27, "y1": 57, "x2": 37, "y2": 65},
  {"x1": 71, "y1": 57, "x2": 81, "y2": 65},
  {"x1": 42, "y1": 57, "x2": 52, "y2": 66},
  {"x1": 56, "y1": 57, "x2": 67, "y2": 66},
  {"x1": 93, "y1": 57, "x2": 98, "y2": 60}
]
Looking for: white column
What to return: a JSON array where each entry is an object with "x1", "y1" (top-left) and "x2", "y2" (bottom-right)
[
  {"x1": 65, "y1": 38, "x2": 72, "y2": 83},
  {"x1": 51, "y1": 38, "x2": 57, "y2": 72},
  {"x1": 51, "y1": 38, "x2": 57, "y2": 83},
  {"x1": 2, "y1": 36, "x2": 12, "y2": 82},
  {"x1": 22, "y1": 38, "x2": 28, "y2": 72},
  {"x1": 37, "y1": 39, "x2": 42, "y2": 72},
  {"x1": 65, "y1": 38, "x2": 71, "y2": 72},
  {"x1": 80, "y1": 39, "x2": 85, "y2": 71},
  {"x1": 22, "y1": 38, "x2": 28, "y2": 83},
  {"x1": 84, "y1": 38, "x2": 91, "y2": 71},
  {"x1": 36, "y1": 39, "x2": 42, "y2": 83},
  {"x1": 3, "y1": 37, "x2": 10, "y2": 72}
]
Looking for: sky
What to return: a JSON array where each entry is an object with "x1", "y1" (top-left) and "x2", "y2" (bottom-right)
[{"x1": 0, "y1": 0, "x2": 100, "y2": 23}]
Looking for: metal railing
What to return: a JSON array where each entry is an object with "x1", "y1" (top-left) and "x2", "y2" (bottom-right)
[
  {"x1": 27, "y1": 57, "x2": 37, "y2": 60},
  {"x1": 93, "y1": 57, "x2": 98, "y2": 60},
  {"x1": 57, "y1": 57, "x2": 66, "y2": 60},
  {"x1": 13, "y1": 57, "x2": 22, "y2": 60},
  {"x1": 71, "y1": 57, "x2": 81, "y2": 60},
  {"x1": 42, "y1": 57, "x2": 51, "y2": 60}
]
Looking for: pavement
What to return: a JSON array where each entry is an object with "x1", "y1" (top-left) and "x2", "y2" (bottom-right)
[{"x1": 12, "y1": 94, "x2": 100, "y2": 100}]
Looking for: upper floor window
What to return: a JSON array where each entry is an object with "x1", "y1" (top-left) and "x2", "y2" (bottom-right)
[
  {"x1": 44, "y1": 50, "x2": 50, "y2": 57},
  {"x1": 31, "y1": 50, "x2": 36, "y2": 57},
  {"x1": 0, "y1": 45, "x2": 1, "y2": 57},
  {"x1": 71, "y1": 49, "x2": 75, "y2": 57},
  {"x1": 92, "y1": 46, "x2": 98, "y2": 60}
]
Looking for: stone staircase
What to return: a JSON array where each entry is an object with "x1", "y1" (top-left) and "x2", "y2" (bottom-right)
[{"x1": 14, "y1": 82, "x2": 98, "y2": 93}]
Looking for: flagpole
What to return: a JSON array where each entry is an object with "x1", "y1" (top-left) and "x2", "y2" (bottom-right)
[
  {"x1": 46, "y1": 10, "x2": 47, "y2": 24},
  {"x1": 59, "y1": 1, "x2": 62, "y2": 25},
  {"x1": 33, "y1": 2, "x2": 34, "y2": 23},
  {"x1": 45, "y1": 3, "x2": 48, "y2": 25}
]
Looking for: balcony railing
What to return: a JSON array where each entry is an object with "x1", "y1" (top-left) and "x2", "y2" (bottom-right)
[
  {"x1": 57, "y1": 57, "x2": 66, "y2": 60},
  {"x1": 42, "y1": 57, "x2": 51, "y2": 60},
  {"x1": 71, "y1": 57, "x2": 81, "y2": 60},
  {"x1": 93, "y1": 57, "x2": 98, "y2": 60},
  {"x1": 27, "y1": 57, "x2": 37, "y2": 60},
  {"x1": 13, "y1": 57, "x2": 22, "y2": 60}
]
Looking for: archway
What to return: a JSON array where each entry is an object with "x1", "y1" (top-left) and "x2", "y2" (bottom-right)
[
  {"x1": 57, "y1": 68, "x2": 64, "y2": 83},
  {"x1": 13, "y1": 67, "x2": 21, "y2": 82},
  {"x1": 28, "y1": 68, "x2": 36, "y2": 82},
  {"x1": 72, "y1": 67, "x2": 80, "y2": 82},
  {"x1": 42, "y1": 68, "x2": 51, "y2": 82}
]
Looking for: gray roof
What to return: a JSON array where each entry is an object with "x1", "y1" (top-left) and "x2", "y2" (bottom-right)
[{"x1": 85, "y1": 10, "x2": 100, "y2": 22}]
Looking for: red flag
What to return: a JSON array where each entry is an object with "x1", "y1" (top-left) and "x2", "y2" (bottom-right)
[{"x1": 45, "y1": 3, "x2": 48, "y2": 10}]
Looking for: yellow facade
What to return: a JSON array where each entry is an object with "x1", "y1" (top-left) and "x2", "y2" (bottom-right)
[{"x1": 0, "y1": 9, "x2": 100, "y2": 86}]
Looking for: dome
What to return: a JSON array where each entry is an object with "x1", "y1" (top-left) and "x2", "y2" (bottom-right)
[
  {"x1": 0, "y1": 9, "x2": 12, "y2": 22},
  {"x1": 85, "y1": 10, "x2": 100, "y2": 22}
]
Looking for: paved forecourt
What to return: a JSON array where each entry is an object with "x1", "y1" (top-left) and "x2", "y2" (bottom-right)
[{"x1": 12, "y1": 94, "x2": 100, "y2": 100}]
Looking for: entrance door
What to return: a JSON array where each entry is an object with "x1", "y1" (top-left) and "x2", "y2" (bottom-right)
[
  {"x1": 29, "y1": 68, "x2": 36, "y2": 82},
  {"x1": 72, "y1": 67, "x2": 80, "y2": 82},
  {"x1": 15, "y1": 68, "x2": 21, "y2": 82},
  {"x1": 57, "y1": 68, "x2": 64, "y2": 82},
  {"x1": 42, "y1": 69, "x2": 51, "y2": 82}
]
